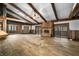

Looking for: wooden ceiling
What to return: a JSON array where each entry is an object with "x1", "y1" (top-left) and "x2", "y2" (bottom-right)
[
  {"x1": 2, "y1": 3, "x2": 79, "y2": 24},
  {"x1": 28, "y1": 3, "x2": 47, "y2": 22}
]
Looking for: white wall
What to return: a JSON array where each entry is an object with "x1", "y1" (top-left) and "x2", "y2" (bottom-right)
[
  {"x1": 54, "y1": 19, "x2": 79, "y2": 30},
  {"x1": 69, "y1": 20, "x2": 79, "y2": 30}
]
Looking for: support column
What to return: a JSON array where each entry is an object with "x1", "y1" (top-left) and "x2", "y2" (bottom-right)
[
  {"x1": 30, "y1": 25, "x2": 32, "y2": 34},
  {"x1": 71, "y1": 30, "x2": 76, "y2": 41},
  {"x1": 16, "y1": 25, "x2": 19, "y2": 33},
  {"x1": 19, "y1": 25, "x2": 22, "y2": 33},
  {"x1": 0, "y1": 4, "x2": 7, "y2": 32},
  {"x1": 17, "y1": 24, "x2": 22, "y2": 33},
  {"x1": 3, "y1": 18, "x2": 7, "y2": 32}
]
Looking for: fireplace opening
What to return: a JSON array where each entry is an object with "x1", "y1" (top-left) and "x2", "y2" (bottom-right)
[{"x1": 44, "y1": 30, "x2": 49, "y2": 33}]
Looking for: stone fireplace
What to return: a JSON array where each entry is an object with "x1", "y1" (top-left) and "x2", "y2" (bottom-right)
[{"x1": 41, "y1": 21, "x2": 54, "y2": 37}]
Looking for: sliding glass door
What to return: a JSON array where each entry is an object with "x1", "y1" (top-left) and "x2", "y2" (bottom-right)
[{"x1": 54, "y1": 23, "x2": 69, "y2": 38}]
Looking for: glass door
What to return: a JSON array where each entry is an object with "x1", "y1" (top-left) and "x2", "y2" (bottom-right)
[{"x1": 54, "y1": 24, "x2": 69, "y2": 38}]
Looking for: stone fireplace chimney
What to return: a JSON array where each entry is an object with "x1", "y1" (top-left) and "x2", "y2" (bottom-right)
[{"x1": 41, "y1": 21, "x2": 54, "y2": 37}]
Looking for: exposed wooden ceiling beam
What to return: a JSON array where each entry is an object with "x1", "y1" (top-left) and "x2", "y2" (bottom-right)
[
  {"x1": 7, "y1": 17, "x2": 28, "y2": 23},
  {"x1": 51, "y1": 3, "x2": 59, "y2": 21},
  {"x1": 28, "y1": 3, "x2": 47, "y2": 22},
  {"x1": 7, "y1": 8, "x2": 33, "y2": 24},
  {"x1": 7, "y1": 19, "x2": 40, "y2": 25},
  {"x1": 69, "y1": 3, "x2": 79, "y2": 18},
  {"x1": 9, "y1": 3, "x2": 40, "y2": 24},
  {"x1": 7, "y1": 13, "x2": 19, "y2": 19},
  {"x1": 52, "y1": 17, "x2": 79, "y2": 22}
]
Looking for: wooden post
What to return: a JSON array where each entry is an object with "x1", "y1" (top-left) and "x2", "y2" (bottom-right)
[
  {"x1": 0, "y1": 4, "x2": 7, "y2": 32},
  {"x1": 71, "y1": 30, "x2": 76, "y2": 41},
  {"x1": 2, "y1": 18, "x2": 7, "y2": 32},
  {"x1": 16, "y1": 24, "x2": 22, "y2": 33},
  {"x1": 30, "y1": 25, "x2": 32, "y2": 33}
]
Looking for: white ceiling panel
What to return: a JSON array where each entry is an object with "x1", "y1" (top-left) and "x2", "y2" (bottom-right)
[
  {"x1": 55, "y1": 3, "x2": 74, "y2": 19},
  {"x1": 32, "y1": 3, "x2": 56, "y2": 21},
  {"x1": 14, "y1": 3, "x2": 33, "y2": 16}
]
